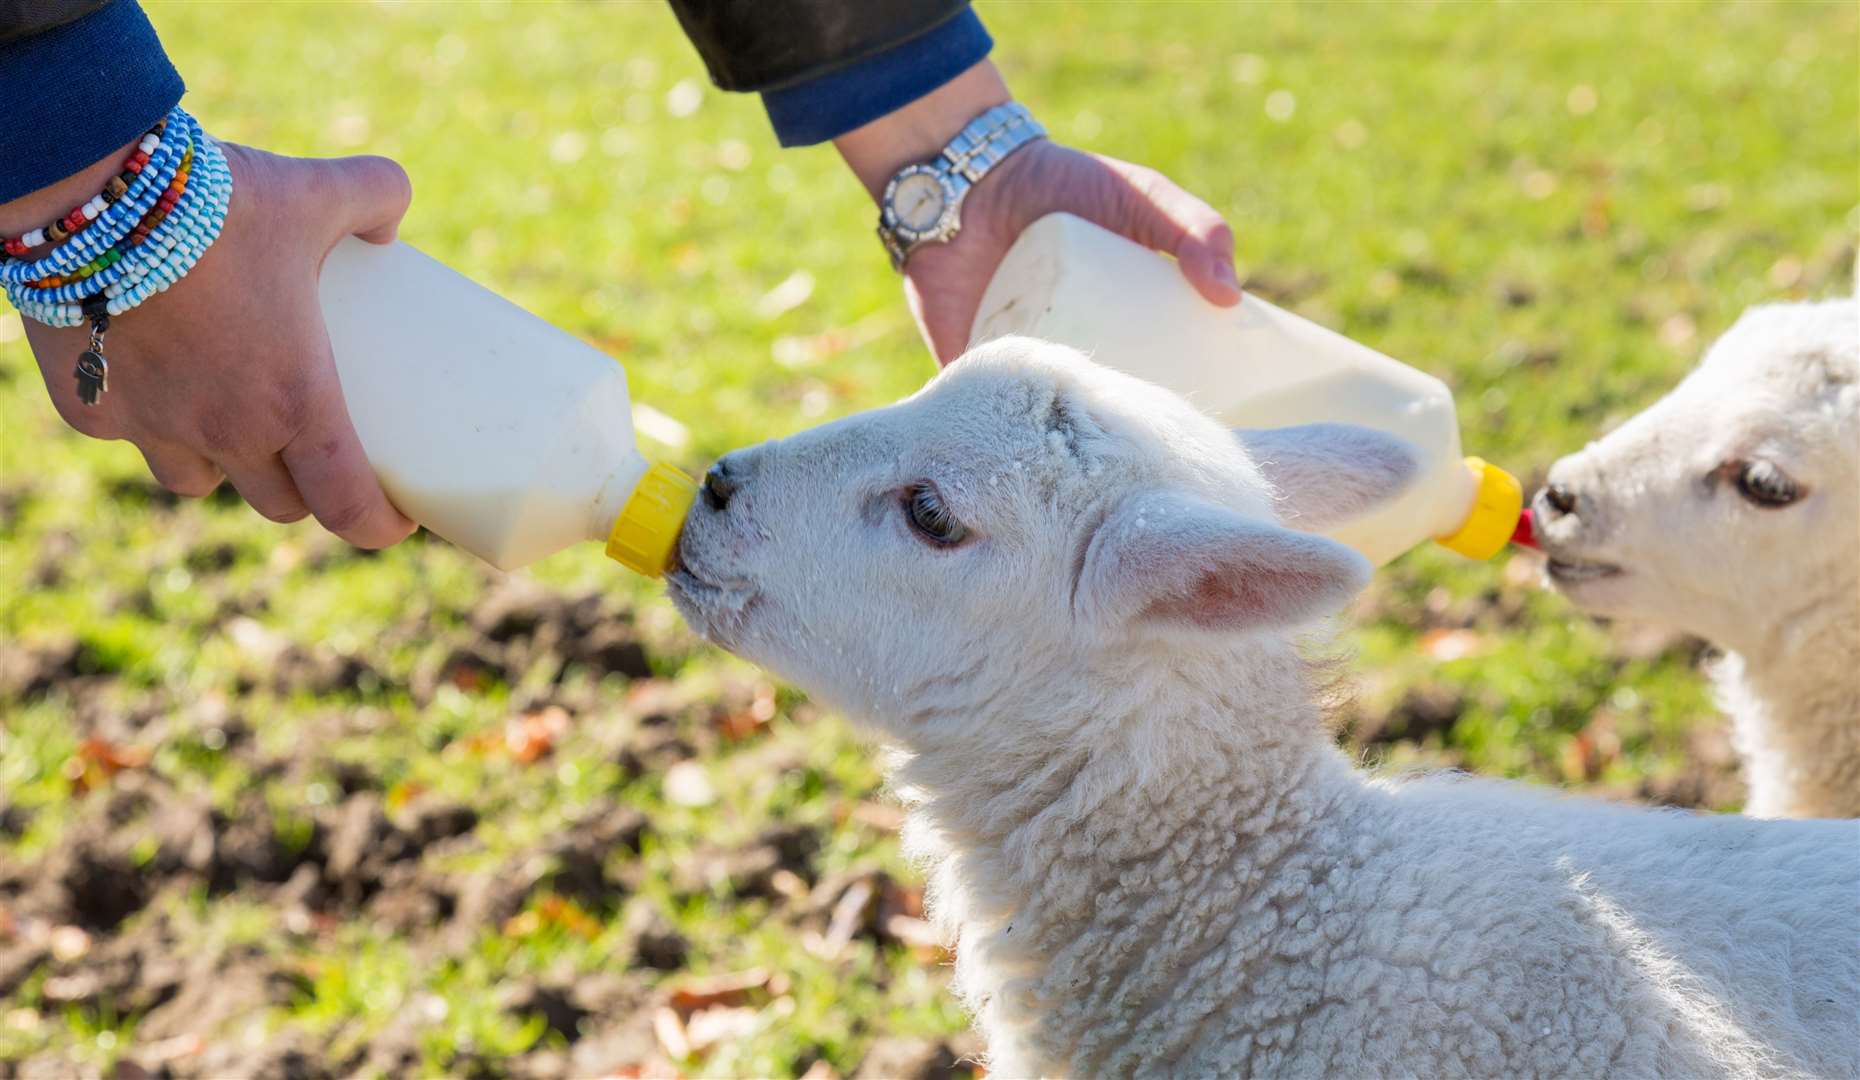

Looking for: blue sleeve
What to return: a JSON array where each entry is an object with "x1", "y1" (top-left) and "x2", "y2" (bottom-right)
[
  {"x1": 759, "y1": 8, "x2": 994, "y2": 148},
  {"x1": 0, "y1": 1, "x2": 185, "y2": 204}
]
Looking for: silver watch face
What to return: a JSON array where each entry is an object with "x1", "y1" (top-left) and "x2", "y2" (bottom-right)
[{"x1": 888, "y1": 167, "x2": 951, "y2": 236}]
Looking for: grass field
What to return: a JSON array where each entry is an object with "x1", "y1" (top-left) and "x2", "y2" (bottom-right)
[{"x1": 1, "y1": 1, "x2": 1855, "y2": 1077}]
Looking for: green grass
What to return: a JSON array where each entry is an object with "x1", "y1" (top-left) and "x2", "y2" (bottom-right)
[{"x1": 2, "y1": 1, "x2": 1855, "y2": 1075}]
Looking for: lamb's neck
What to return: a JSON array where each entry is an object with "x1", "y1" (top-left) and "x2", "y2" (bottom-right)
[
  {"x1": 1711, "y1": 579, "x2": 1860, "y2": 817},
  {"x1": 886, "y1": 640, "x2": 1358, "y2": 1069},
  {"x1": 1716, "y1": 582, "x2": 1860, "y2": 818},
  {"x1": 896, "y1": 639, "x2": 1340, "y2": 860}
]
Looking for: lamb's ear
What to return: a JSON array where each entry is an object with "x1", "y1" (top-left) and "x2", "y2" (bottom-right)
[
  {"x1": 1076, "y1": 490, "x2": 1371, "y2": 633},
  {"x1": 1234, "y1": 423, "x2": 1420, "y2": 530}
]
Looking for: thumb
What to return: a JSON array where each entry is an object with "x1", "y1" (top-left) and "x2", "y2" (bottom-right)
[
  {"x1": 1094, "y1": 159, "x2": 1241, "y2": 307},
  {"x1": 317, "y1": 155, "x2": 413, "y2": 246}
]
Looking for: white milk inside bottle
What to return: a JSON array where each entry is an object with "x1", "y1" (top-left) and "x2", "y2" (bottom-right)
[
  {"x1": 317, "y1": 237, "x2": 695, "y2": 573},
  {"x1": 971, "y1": 213, "x2": 1523, "y2": 566}
]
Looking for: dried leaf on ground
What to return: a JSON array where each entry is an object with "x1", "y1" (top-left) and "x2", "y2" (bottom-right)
[
  {"x1": 662, "y1": 761, "x2": 716, "y2": 807},
  {"x1": 503, "y1": 893, "x2": 601, "y2": 940},
  {"x1": 138, "y1": 1034, "x2": 206, "y2": 1065},
  {"x1": 810, "y1": 876, "x2": 877, "y2": 960},
  {"x1": 1561, "y1": 710, "x2": 1624, "y2": 783},
  {"x1": 601, "y1": 1065, "x2": 683, "y2": 1080},
  {"x1": 667, "y1": 967, "x2": 780, "y2": 1013},
  {"x1": 884, "y1": 914, "x2": 943, "y2": 952},
  {"x1": 48, "y1": 924, "x2": 91, "y2": 962},
  {"x1": 846, "y1": 801, "x2": 906, "y2": 833},
  {"x1": 653, "y1": 1005, "x2": 691, "y2": 1061},
  {"x1": 1420, "y1": 628, "x2": 1487, "y2": 662},
  {"x1": 65, "y1": 736, "x2": 152, "y2": 793},
  {"x1": 682, "y1": 1004, "x2": 760, "y2": 1056},
  {"x1": 716, "y1": 681, "x2": 778, "y2": 742},
  {"x1": 505, "y1": 705, "x2": 572, "y2": 763}
]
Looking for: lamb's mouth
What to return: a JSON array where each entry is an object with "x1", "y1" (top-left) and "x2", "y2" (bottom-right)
[
  {"x1": 1545, "y1": 557, "x2": 1623, "y2": 583},
  {"x1": 664, "y1": 563, "x2": 752, "y2": 606},
  {"x1": 664, "y1": 550, "x2": 759, "y2": 643}
]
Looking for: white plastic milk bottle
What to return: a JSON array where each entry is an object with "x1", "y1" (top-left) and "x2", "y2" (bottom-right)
[
  {"x1": 317, "y1": 237, "x2": 696, "y2": 574},
  {"x1": 970, "y1": 213, "x2": 1525, "y2": 566}
]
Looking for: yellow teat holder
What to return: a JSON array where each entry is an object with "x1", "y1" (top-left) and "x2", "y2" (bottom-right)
[
  {"x1": 1436, "y1": 457, "x2": 1523, "y2": 560},
  {"x1": 606, "y1": 463, "x2": 700, "y2": 577}
]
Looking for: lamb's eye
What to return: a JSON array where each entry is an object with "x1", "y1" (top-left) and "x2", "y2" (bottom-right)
[
  {"x1": 1733, "y1": 460, "x2": 1800, "y2": 508},
  {"x1": 904, "y1": 481, "x2": 969, "y2": 546}
]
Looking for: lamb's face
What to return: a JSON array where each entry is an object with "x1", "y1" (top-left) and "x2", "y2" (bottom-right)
[
  {"x1": 668, "y1": 337, "x2": 1399, "y2": 740},
  {"x1": 1534, "y1": 298, "x2": 1858, "y2": 649}
]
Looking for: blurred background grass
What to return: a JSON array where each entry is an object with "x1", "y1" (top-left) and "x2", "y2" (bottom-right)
[{"x1": 1, "y1": 1, "x2": 1854, "y2": 1077}]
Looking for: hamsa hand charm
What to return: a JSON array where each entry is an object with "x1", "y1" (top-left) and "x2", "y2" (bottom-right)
[
  {"x1": 74, "y1": 349, "x2": 107, "y2": 406},
  {"x1": 74, "y1": 312, "x2": 110, "y2": 406}
]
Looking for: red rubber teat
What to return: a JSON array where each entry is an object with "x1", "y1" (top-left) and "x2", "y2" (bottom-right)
[{"x1": 1511, "y1": 508, "x2": 1539, "y2": 550}]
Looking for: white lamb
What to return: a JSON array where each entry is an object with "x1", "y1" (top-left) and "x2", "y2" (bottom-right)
[
  {"x1": 669, "y1": 337, "x2": 1859, "y2": 1078},
  {"x1": 1534, "y1": 297, "x2": 1858, "y2": 819}
]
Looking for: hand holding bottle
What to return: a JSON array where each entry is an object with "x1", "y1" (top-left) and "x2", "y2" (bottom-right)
[
  {"x1": 833, "y1": 60, "x2": 1242, "y2": 365},
  {"x1": 7, "y1": 142, "x2": 416, "y2": 549}
]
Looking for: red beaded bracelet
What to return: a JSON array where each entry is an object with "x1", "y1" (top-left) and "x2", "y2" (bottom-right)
[
  {"x1": 26, "y1": 146, "x2": 195, "y2": 289},
  {"x1": 1, "y1": 117, "x2": 169, "y2": 258}
]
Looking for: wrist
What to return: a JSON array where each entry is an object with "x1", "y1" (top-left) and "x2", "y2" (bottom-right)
[
  {"x1": 0, "y1": 138, "x2": 141, "y2": 245},
  {"x1": 833, "y1": 59, "x2": 1012, "y2": 201}
]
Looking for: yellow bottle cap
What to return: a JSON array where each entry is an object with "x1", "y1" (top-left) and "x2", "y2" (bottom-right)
[
  {"x1": 606, "y1": 462, "x2": 699, "y2": 577},
  {"x1": 1435, "y1": 457, "x2": 1523, "y2": 560}
]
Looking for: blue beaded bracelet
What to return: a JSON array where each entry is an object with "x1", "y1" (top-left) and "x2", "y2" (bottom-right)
[
  {"x1": 0, "y1": 110, "x2": 197, "y2": 285},
  {"x1": 8, "y1": 136, "x2": 228, "y2": 323},
  {"x1": 109, "y1": 152, "x2": 231, "y2": 306},
  {"x1": 7, "y1": 123, "x2": 224, "y2": 312},
  {"x1": 51, "y1": 144, "x2": 225, "y2": 303},
  {"x1": 4, "y1": 106, "x2": 234, "y2": 406}
]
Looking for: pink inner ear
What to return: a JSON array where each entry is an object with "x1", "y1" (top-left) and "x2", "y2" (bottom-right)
[{"x1": 1140, "y1": 561, "x2": 1334, "y2": 630}]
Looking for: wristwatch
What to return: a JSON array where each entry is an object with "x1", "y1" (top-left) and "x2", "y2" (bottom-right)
[{"x1": 876, "y1": 102, "x2": 1047, "y2": 271}]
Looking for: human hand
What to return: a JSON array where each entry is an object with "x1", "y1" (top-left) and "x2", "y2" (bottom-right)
[
  {"x1": 902, "y1": 139, "x2": 1239, "y2": 363},
  {"x1": 10, "y1": 142, "x2": 417, "y2": 548},
  {"x1": 835, "y1": 61, "x2": 1239, "y2": 365}
]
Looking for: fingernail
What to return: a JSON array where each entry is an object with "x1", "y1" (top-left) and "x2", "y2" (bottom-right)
[{"x1": 1215, "y1": 260, "x2": 1240, "y2": 294}]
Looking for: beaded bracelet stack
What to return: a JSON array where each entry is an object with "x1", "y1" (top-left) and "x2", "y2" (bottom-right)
[
  {"x1": 1, "y1": 105, "x2": 233, "y2": 405},
  {"x1": 1, "y1": 116, "x2": 170, "y2": 258}
]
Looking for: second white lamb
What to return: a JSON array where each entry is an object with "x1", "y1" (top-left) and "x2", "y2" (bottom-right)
[{"x1": 1535, "y1": 295, "x2": 1858, "y2": 818}]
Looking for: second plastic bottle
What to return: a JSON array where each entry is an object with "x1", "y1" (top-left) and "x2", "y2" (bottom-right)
[{"x1": 970, "y1": 213, "x2": 1524, "y2": 567}]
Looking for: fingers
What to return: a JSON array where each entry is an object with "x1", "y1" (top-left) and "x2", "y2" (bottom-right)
[
  {"x1": 318, "y1": 155, "x2": 413, "y2": 245},
  {"x1": 219, "y1": 454, "x2": 311, "y2": 523},
  {"x1": 279, "y1": 370, "x2": 415, "y2": 549},
  {"x1": 1172, "y1": 211, "x2": 1242, "y2": 307},
  {"x1": 1101, "y1": 161, "x2": 1242, "y2": 307},
  {"x1": 136, "y1": 439, "x2": 224, "y2": 499}
]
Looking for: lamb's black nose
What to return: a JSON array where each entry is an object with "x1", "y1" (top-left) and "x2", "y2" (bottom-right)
[
  {"x1": 1541, "y1": 482, "x2": 1579, "y2": 518},
  {"x1": 702, "y1": 460, "x2": 738, "y2": 511}
]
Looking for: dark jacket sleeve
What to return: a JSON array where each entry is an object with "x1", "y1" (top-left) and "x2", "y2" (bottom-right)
[
  {"x1": 0, "y1": 1, "x2": 185, "y2": 203},
  {"x1": 665, "y1": 0, "x2": 973, "y2": 92}
]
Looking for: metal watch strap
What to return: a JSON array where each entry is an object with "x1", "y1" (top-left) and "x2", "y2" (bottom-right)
[
  {"x1": 877, "y1": 102, "x2": 1046, "y2": 270},
  {"x1": 943, "y1": 102, "x2": 1044, "y2": 187}
]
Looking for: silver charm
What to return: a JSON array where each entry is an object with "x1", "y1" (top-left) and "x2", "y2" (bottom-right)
[{"x1": 74, "y1": 315, "x2": 108, "y2": 406}]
